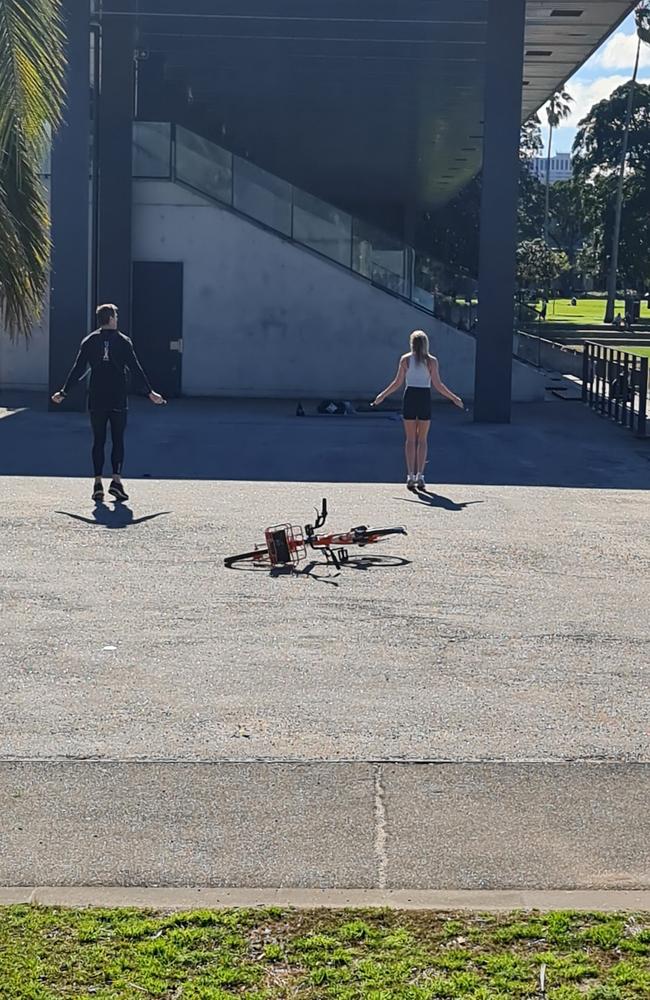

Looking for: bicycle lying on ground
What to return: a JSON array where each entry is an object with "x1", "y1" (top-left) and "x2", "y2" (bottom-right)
[{"x1": 224, "y1": 499, "x2": 407, "y2": 570}]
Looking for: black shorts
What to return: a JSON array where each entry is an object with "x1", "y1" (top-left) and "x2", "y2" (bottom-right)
[{"x1": 402, "y1": 387, "x2": 432, "y2": 421}]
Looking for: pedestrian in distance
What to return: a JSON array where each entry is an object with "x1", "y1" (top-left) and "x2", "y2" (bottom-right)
[
  {"x1": 372, "y1": 329, "x2": 464, "y2": 492},
  {"x1": 51, "y1": 303, "x2": 166, "y2": 502}
]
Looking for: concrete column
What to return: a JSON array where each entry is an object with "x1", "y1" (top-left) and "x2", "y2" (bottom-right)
[
  {"x1": 48, "y1": 0, "x2": 90, "y2": 410},
  {"x1": 474, "y1": 0, "x2": 526, "y2": 423},
  {"x1": 97, "y1": 0, "x2": 135, "y2": 330}
]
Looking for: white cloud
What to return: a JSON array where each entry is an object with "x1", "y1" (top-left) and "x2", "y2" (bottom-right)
[
  {"x1": 534, "y1": 18, "x2": 650, "y2": 153},
  {"x1": 594, "y1": 29, "x2": 650, "y2": 71},
  {"x1": 538, "y1": 71, "x2": 650, "y2": 146}
]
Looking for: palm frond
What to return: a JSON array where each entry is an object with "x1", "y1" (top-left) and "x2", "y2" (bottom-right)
[
  {"x1": 0, "y1": 150, "x2": 50, "y2": 336},
  {"x1": 0, "y1": 0, "x2": 65, "y2": 159},
  {"x1": 0, "y1": 0, "x2": 64, "y2": 337}
]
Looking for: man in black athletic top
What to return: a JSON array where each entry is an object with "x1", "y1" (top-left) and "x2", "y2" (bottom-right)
[{"x1": 51, "y1": 303, "x2": 166, "y2": 502}]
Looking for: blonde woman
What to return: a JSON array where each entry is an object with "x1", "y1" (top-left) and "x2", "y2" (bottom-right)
[{"x1": 372, "y1": 330, "x2": 464, "y2": 491}]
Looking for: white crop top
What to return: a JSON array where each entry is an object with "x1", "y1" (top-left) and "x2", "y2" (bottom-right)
[{"x1": 405, "y1": 354, "x2": 431, "y2": 388}]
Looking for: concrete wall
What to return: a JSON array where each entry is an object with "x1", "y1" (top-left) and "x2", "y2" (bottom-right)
[
  {"x1": 133, "y1": 181, "x2": 544, "y2": 402},
  {"x1": 0, "y1": 312, "x2": 49, "y2": 391}
]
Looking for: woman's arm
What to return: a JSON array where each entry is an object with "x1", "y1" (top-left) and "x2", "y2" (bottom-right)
[
  {"x1": 428, "y1": 356, "x2": 464, "y2": 409},
  {"x1": 372, "y1": 357, "x2": 407, "y2": 406}
]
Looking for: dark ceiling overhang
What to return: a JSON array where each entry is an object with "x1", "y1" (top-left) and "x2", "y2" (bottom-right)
[{"x1": 126, "y1": 1, "x2": 637, "y2": 226}]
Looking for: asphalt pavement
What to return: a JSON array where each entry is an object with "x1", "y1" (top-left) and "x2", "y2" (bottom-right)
[{"x1": 1, "y1": 395, "x2": 649, "y2": 890}]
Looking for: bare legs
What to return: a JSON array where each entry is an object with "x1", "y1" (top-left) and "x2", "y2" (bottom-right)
[
  {"x1": 403, "y1": 419, "x2": 431, "y2": 485},
  {"x1": 415, "y1": 420, "x2": 430, "y2": 478},
  {"x1": 403, "y1": 420, "x2": 417, "y2": 476}
]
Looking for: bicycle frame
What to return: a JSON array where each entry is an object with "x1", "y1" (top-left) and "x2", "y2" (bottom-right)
[
  {"x1": 268, "y1": 500, "x2": 367, "y2": 569},
  {"x1": 305, "y1": 500, "x2": 388, "y2": 568},
  {"x1": 224, "y1": 499, "x2": 406, "y2": 570}
]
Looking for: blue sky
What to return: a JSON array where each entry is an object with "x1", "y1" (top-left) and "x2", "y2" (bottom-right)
[{"x1": 539, "y1": 11, "x2": 650, "y2": 155}]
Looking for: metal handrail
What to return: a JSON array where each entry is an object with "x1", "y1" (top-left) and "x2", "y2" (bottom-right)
[{"x1": 582, "y1": 340, "x2": 648, "y2": 437}]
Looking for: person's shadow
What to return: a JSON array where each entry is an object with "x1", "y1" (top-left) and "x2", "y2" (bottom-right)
[
  {"x1": 396, "y1": 489, "x2": 484, "y2": 512},
  {"x1": 56, "y1": 503, "x2": 170, "y2": 528}
]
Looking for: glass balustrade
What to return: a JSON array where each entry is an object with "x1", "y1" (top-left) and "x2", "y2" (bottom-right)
[{"x1": 132, "y1": 122, "x2": 475, "y2": 326}]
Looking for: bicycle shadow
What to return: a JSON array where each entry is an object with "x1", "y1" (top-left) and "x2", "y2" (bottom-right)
[
  {"x1": 229, "y1": 553, "x2": 411, "y2": 587},
  {"x1": 55, "y1": 504, "x2": 171, "y2": 529},
  {"x1": 395, "y1": 490, "x2": 484, "y2": 512}
]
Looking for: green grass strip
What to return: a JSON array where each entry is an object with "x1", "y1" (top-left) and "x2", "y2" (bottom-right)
[{"x1": 1, "y1": 906, "x2": 650, "y2": 999}]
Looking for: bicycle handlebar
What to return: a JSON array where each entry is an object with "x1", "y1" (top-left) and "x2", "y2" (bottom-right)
[
  {"x1": 305, "y1": 498, "x2": 328, "y2": 536},
  {"x1": 314, "y1": 498, "x2": 328, "y2": 529}
]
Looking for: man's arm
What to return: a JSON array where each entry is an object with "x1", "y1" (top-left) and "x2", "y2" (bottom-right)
[
  {"x1": 124, "y1": 337, "x2": 153, "y2": 394},
  {"x1": 52, "y1": 338, "x2": 91, "y2": 402},
  {"x1": 124, "y1": 338, "x2": 166, "y2": 404}
]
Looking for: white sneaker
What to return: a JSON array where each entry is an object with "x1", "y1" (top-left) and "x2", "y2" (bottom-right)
[
  {"x1": 406, "y1": 475, "x2": 416, "y2": 492},
  {"x1": 416, "y1": 475, "x2": 426, "y2": 491}
]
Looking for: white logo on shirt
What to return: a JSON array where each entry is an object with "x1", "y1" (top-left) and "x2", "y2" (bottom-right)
[{"x1": 103, "y1": 340, "x2": 110, "y2": 362}]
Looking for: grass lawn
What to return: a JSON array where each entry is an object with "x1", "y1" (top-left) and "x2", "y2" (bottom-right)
[
  {"x1": 2, "y1": 906, "x2": 650, "y2": 999},
  {"x1": 612, "y1": 345, "x2": 650, "y2": 359},
  {"x1": 533, "y1": 298, "x2": 628, "y2": 326}
]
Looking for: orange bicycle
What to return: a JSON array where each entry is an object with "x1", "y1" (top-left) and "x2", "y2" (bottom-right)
[{"x1": 224, "y1": 499, "x2": 407, "y2": 569}]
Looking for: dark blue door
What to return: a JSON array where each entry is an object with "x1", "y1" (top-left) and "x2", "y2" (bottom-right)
[{"x1": 131, "y1": 261, "x2": 183, "y2": 397}]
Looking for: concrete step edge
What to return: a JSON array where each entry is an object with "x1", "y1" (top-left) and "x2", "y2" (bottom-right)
[{"x1": 3, "y1": 887, "x2": 650, "y2": 912}]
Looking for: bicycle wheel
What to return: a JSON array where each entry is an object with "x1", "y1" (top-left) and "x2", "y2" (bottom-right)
[{"x1": 224, "y1": 547, "x2": 269, "y2": 568}]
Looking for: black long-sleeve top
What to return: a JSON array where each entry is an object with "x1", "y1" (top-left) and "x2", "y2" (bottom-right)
[{"x1": 62, "y1": 329, "x2": 153, "y2": 411}]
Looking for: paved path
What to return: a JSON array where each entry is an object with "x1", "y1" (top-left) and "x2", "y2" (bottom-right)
[
  {"x1": 2, "y1": 762, "x2": 649, "y2": 889},
  {"x1": 2, "y1": 391, "x2": 650, "y2": 487},
  {"x1": 1, "y1": 396, "x2": 649, "y2": 891}
]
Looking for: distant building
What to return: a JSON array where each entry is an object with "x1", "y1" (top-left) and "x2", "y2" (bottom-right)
[{"x1": 528, "y1": 153, "x2": 573, "y2": 185}]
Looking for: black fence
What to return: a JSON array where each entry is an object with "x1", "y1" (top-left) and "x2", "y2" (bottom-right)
[{"x1": 582, "y1": 342, "x2": 648, "y2": 437}]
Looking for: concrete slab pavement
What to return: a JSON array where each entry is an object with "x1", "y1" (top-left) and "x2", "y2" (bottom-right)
[{"x1": 2, "y1": 762, "x2": 649, "y2": 890}]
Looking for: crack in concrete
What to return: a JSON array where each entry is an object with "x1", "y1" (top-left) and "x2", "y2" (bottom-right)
[{"x1": 373, "y1": 764, "x2": 388, "y2": 890}]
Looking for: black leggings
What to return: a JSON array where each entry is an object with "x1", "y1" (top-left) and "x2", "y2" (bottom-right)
[{"x1": 90, "y1": 410, "x2": 127, "y2": 477}]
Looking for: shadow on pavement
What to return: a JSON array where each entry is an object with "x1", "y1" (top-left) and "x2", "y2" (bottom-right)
[
  {"x1": 2, "y1": 391, "x2": 650, "y2": 489},
  {"x1": 396, "y1": 490, "x2": 485, "y2": 512},
  {"x1": 227, "y1": 553, "x2": 411, "y2": 587},
  {"x1": 55, "y1": 505, "x2": 170, "y2": 529}
]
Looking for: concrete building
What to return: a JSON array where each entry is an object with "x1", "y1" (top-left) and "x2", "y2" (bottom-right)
[
  {"x1": 529, "y1": 153, "x2": 574, "y2": 184},
  {"x1": 0, "y1": 0, "x2": 638, "y2": 422}
]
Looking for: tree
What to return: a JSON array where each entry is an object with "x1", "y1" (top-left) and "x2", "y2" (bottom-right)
[
  {"x1": 599, "y1": 3, "x2": 650, "y2": 322},
  {"x1": 518, "y1": 165, "x2": 546, "y2": 242},
  {"x1": 426, "y1": 115, "x2": 545, "y2": 275},
  {"x1": 520, "y1": 113, "x2": 544, "y2": 160},
  {"x1": 543, "y1": 88, "x2": 573, "y2": 244},
  {"x1": 518, "y1": 113, "x2": 546, "y2": 241},
  {"x1": 516, "y1": 238, "x2": 569, "y2": 293},
  {"x1": 573, "y1": 50, "x2": 650, "y2": 311},
  {"x1": 548, "y1": 178, "x2": 586, "y2": 291},
  {"x1": 0, "y1": 0, "x2": 65, "y2": 337},
  {"x1": 577, "y1": 168, "x2": 650, "y2": 291}
]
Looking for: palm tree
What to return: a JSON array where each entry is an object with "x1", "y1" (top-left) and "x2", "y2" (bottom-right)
[
  {"x1": 543, "y1": 88, "x2": 573, "y2": 244},
  {"x1": 604, "y1": 3, "x2": 650, "y2": 324},
  {"x1": 0, "y1": 0, "x2": 65, "y2": 337}
]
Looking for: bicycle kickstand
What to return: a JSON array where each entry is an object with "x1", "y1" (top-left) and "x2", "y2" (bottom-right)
[
  {"x1": 324, "y1": 547, "x2": 342, "y2": 570},
  {"x1": 324, "y1": 547, "x2": 349, "y2": 569}
]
